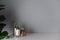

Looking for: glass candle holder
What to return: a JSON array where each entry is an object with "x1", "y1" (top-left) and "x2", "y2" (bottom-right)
[{"x1": 14, "y1": 28, "x2": 20, "y2": 37}]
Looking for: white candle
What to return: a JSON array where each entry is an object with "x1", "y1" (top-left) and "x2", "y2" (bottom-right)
[
  {"x1": 14, "y1": 28, "x2": 20, "y2": 37},
  {"x1": 15, "y1": 29, "x2": 20, "y2": 36}
]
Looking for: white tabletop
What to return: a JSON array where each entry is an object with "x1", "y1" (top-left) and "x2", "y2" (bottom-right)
[{"x1": 3, "y1": 33, "x2": 60, "y2": 40}]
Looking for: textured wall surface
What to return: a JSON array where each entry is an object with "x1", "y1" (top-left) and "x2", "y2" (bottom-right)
[{"x1": 6, "y1": 0, "x2": 60, "y2": 33}]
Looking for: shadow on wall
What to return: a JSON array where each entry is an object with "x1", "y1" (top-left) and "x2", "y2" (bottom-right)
[
  {"x1": 5, "y1": 5, "x2": 16, "y2": 35},
  {"x1": 9, "y1": 0, "x2": 35, "y2": 33},
  {"x1": 8, "y1": 5, "x2": 34, "y2": 33},
  {"x1": 21, "y1": 23, "x2": 34, "y2": 33}
]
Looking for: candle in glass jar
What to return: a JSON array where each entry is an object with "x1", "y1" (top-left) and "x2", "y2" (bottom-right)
[
  {"x1": 16, "y1": 29, "x2": 20, "y2": 36},
  {"x1": 14, "y1": 28, "x2": 20, "y2": 37}
]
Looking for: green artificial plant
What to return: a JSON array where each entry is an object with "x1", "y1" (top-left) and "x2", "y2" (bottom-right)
[
  {"x1": 0, "y1": 4, "x2": 8, "y2": 39},
  {"x1": 0, "y1": 5, "x2": 5, "y2": 11},
  {"x1": 14, "y1": 22, "x2": 20, "y2": 29}
]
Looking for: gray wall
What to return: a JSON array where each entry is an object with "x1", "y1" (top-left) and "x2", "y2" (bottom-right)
[{"x1": 9, "y1": 0, "x2": 60, "y2": 32}]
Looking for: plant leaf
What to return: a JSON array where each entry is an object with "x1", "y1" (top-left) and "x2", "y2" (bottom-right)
[
  {"x1": 0, "y1": 23, "x2": 6, "y2": 33},
  {"x1": 0, "y1": 15, "x2": 6, "y2": 22},
  {"x1": 0, "y1": 5, "x2": 5, "y2": 7},
  {"x1": 0, "y1": 31, "x2": 8, "y2": 39},
  {"x1": 0, "y1": 8, "x2": 5, "y2": 11}
]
